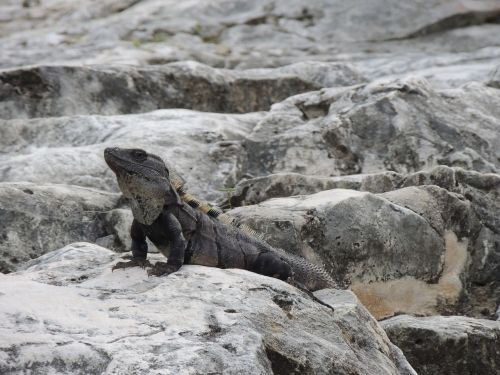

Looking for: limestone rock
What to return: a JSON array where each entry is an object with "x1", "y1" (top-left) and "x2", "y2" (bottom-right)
[
  {"x1": 0, "y1": 61, "x2": 364, "y2": 119},
  {"x1": 381, "y1": 315, "x2": 500, "y2": 375},
  {"x1": 242, "y1": 77, "x2": 500, "y2": 178},
  {"x1": 1, "y1": 0, "x2": 499, "y2": 89},
  {"x1": 229, "y1": 166, "x2": 500, "y2": 319},
  {"x1": 229, "y1": 171, "x2": 404, "y2": 207},
  {"x1": 227, "y1": 185, "x2": 491, "y2": 319},
  {"x1": 0, "y1": 183, "x2": 120, "y2": 273},
  {"x1": 0, "y1": 109, "x2": 262, "y2": 199},
  {"x1": 0, "y1": 242, "x2": 416, "y2": 375},
  {"x1": 486, "y1": 65, "x2": 500, "y2": 89}
]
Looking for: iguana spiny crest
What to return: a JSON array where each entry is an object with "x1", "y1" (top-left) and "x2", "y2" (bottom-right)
[{"x1": 105, "y1": 147, "x2": 260, "y2": 237}]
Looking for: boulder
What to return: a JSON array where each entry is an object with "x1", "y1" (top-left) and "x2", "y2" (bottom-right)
[
  {"x1": 228, "y1": 171, "x2": 404, "y2": 207},
  {"x1": 242, "y1": 77, "x2": 500, "y2": 178},
  {"x1": 0, "y1": 182, "x2": 121, "y2": 273},
  {"x1": 381, "y1": 315, "x2": 500, "y2": 375},
  {"x1": 0, "y1": 242, "x2": 416, "y2": 375},
  {"x1": 229, "y1": 168, "x2": 500, "y2": 309},
  {"x1": 0, "y1": 61, "x2": 364, "y2": 119},
  {"x1": 228, "y1": 185, "x2": 492, "y2": 319},
  {"x1": 0, "y1": 109, "x2": 262, "y2": 199}
]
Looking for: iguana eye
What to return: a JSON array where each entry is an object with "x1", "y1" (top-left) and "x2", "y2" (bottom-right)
[{"x1": 132, "y1": 149, "x2": 146, "y2": 160}]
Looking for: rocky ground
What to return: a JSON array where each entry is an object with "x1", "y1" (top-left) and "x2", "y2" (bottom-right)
[{"x1": 1, "y1": 0, "x2": 499, "y2": 374}]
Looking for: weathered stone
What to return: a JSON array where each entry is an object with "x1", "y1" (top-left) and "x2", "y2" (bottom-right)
[
  {"x1": 0, "y1": 243, "x2": 416, "y2": 375},
  {"x1": 1, "y1": 0, "x2": 499, "y2": 90},
  {"x1": 0, "y1": 109, "x2": 262, "y2": 199},
  {"x1": 381, "y1": 315, "x2": 500, "y2": 375},
  {"x1": 0, "y1": 183, "x2": 120, "y2": 273},
  {"x1": 486, "y1": 65, "x2": 500, "y2": 89},
  {"x1": 242, "y1": 77, "x2": 500, "y2": 178},
  {"x1": 228, "y1": 166, "x2": 500, "y2": 318},
  {"x1": 229, "y1": 188, "x2": 457, "y2": 318},
  {"x1": 0, "y1": 61, "x2": 364, "y2": 119},
  {"x1": 228, "y1": 171, "x2": 404, "y2": 207},
  {"x1": 227, "y1": 183, "x2": 496, "y2": 319}
]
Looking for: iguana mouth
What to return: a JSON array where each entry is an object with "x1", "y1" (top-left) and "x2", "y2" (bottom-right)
[{"x1": 104, "y1": 147, "x2": 165, "y2": 178}]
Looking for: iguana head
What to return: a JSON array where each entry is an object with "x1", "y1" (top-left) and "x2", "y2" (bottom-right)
[{"x1": 104, "y1": 147, "x2": 181, "y2": 225}]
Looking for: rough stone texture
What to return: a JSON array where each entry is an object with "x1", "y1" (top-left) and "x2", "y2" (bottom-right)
[
  {"x1": 381, "y1": 315, "x2": 500, "y2": 375},
  {"x1": 228, "y1": 166, "x2": 500, "y2": 319},
  {"x1": 0, "y1": 243, "x2": 416, "y2": 375},
  {"x1": 242, "y1": 77, "x2": 500, "y2": 178},
  {"x1": 487, "y1": 65, "x2": 500, "y2": 89},
  {"x1": 0, "y1": 182, "x2": 123, "y2": 273},
  {"x1": 0, "y1": 109, "x2": 261, "y2": 199},
  {"x1": 1, "y1": 0, "x2": 499, "y2": 89},
  {"x1": 1, "y1": 0, "x2": 500, "y2": 372},
  {"x1": 0, "y1": 61, "x2": 364, "y2": 119},
  {"x1": 227, "y1": 184, "x2": 495, "y2": 319},
  {"x1": 228, "y1": 171, "x2": 404, "y2": 207}
]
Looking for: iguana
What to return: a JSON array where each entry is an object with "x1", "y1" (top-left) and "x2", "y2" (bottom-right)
[{"x1": 104, "y1": 147, "x2": 335, "y2": 291}]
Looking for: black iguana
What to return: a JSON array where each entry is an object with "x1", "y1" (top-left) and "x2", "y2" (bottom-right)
[{"x1": 104, "y1": 147, "x2": 335, "y2": 291}]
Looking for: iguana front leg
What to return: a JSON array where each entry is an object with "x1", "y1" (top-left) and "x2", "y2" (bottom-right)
[
  {"x1": 112, "y1": 220, "x2": 152, "y2": 271},
  {"x1": 148, "y1": 212, "x2": 187, "y2": 277}
]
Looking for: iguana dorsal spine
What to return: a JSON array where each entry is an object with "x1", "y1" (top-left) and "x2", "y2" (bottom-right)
[{"x1": 169, "y1": 172, "x2": 262, "y2": 239}]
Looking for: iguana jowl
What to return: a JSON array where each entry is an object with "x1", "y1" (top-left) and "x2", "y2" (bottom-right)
[{"x1": 104, "y1": 147, "x2": 335, "y2": 291}]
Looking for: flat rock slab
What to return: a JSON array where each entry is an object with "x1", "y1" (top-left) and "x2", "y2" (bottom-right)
[
  {"x1": 0, "y1": 242, "x2": 415, "y2": 375},
  {"x1": 381, "y1": 314, "x2": 500, "y2": 375},
  {"x1": 1, "y1": 0, "x2": 500, "y2": 89},
  {"x1": 0, "y1": 61, "x2": 364, "y2": 119},
  {"x1": 0, "y1": 109, "x2": 262, "y2": 198}
]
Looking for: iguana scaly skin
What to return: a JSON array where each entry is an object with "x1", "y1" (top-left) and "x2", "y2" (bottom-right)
[{"x1": 104, "y1": 147, "x2": 335, "y2": 291}]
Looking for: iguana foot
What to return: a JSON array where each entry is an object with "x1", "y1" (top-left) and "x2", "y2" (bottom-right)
[
  {"x1": 112, "y1": 258, "x2": 152, "y2": 271},
  {"x1": 147, "y1": 262, "x2": 179, "y2": 277}
]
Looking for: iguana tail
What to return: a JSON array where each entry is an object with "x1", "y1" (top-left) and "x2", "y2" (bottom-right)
[
  {"x1": 169, "y1": 169, "x2": 336, "y2": 291},
  {"x1": 272, "y1": 247, "x2": 337, "y2": 291}
]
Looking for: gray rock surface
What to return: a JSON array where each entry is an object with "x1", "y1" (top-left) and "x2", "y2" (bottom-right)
[
  {"x1": 228, "y1": 187, "x2": 477, "y2": 319},
  {"x1": 1, "y1": 1, "x2": 500, "y2": 372},
  {"x1": 0, "y1": 61, "x2": 364, "y2": 119},
  {"x1": 1, "y1": 0, "x2": 499, "y2": 89},
  {"x1": 229, "y1": 166, "x2": 500, "y2": 319},
  {"x1": 0, "y1": 109, "x2": 262, "y2": 198},
  {"x1": 243, "y1": 77, "x2": 500, "y2": 178},
  {"x1": 228, "y1": 171, "x2": 404, "y2": 207},
  {"x1": 0, "y1": 183, "x2": 121, "y2": 273},
  {"x1": 0, "y1": 242, "x2": 416, "y2": 375},
  {"x1": 381, "y1": 315, "x2": 500, "y2": 375}
]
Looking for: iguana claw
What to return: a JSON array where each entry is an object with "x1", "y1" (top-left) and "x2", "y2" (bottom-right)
[
  {"x1": 112, "y1": 258, "x2": 152, "y2": 271},
  {"x1": 147, "y1": 262, "x2": 179, "y2": 277}
]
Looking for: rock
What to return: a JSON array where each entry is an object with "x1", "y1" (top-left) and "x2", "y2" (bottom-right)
[
  {"x1": 229, "y1": 166, "x2": 500, "y2": 319},
  {"x1": 0, "y1": 61, "x2": 364, "y2": 119},
  {"x1": 0, "y1": 109, "x2": 262, "y2": 199},
  {"x1": 381, "y1": 315, "x2": 500, "y2": 375},
  {"x1": 402, "y1": 167, "x2": 500, "y2": 318},
  {"x1": 1, "y1": 0, "x2": 499, "y2": 90},
  {"x1": 227, "y1": 183, "x2": 496, "y2": 319},
  {"x1": 486, "y1": 65, "x2": 500, "y2": 89},
  {"x1": 242, "y1": 77, "x2": 500, "y2": 178},
  {"x1": 228, "y1": 171, "x2": 404, "y2": 207},
  {"x1": 0, "y1": 182, "x2": 122, "y2": 273},
  {"x1": 0, "y1": 242, "x2": 416, "y2": 374}
]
